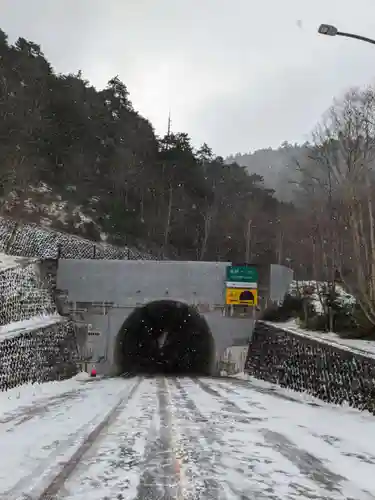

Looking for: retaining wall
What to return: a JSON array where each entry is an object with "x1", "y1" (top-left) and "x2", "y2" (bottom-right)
[
  {"x1": 0, "y1": 261, "x2": 57, "y2": 325},
  {"x1": 0, "y1": 319, "x2": 79, "y2": 391},
  {"x1": 0, "y1": 216, "x2": 168, "y2": 392},
  {"x1": 245, "y1": 321, "x2": 375, "y2": 414},
  {"x1": 0, "y1": 216, "x2": 156, "y2": 260},
  {"x1": 0, "y1": 257, "x2": 79, "y2": 391}
]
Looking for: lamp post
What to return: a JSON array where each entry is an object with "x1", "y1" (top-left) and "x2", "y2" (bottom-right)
[
  {"x1": 318, "y1": 24, "x2": 375, "y2": 46},
  {"x1": 318, "y1": 23, "x2": 375, "y2": 331}
]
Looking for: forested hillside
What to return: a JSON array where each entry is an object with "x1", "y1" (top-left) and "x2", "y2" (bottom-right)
[
  {"x1": 3, "y1": 25, "x2": 375, "y2": 335},
  {"x1": 227, "y1": 142, "x2": 308, "y2": 201},
  {"x1": 0, "y1": 28, "x2": 295, "y2": 264}
]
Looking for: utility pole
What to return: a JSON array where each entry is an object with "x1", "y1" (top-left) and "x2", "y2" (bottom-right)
[
  {"x1": 162, "y1": 109, "x2": 173, "y2": 258},
  {"x1": 167, "y1": 110, "x2": 171, "y2": 138}
]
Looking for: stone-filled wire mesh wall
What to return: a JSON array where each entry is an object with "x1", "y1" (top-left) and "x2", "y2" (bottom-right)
[
  {"x1": 0, "y1": 216, "x2": 167, "y2": 392},
  {"x1": 0, "y1": 320, "x2": 79, "y2": 392},
  {"x1": 245, "y1": 321, "x2": 375, "y2": 414},
  {"x1": 0, "y1": 256, "x2": 79, "y2": 391},
  {"x1": 0, "y1": 263, "x2": 57, "y2": 326},
  {"x1": 0, "y1": 216, "x2": 159, "y2": 261}
]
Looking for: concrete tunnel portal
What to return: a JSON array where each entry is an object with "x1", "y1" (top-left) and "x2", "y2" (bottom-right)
[{"x1": 114, "y1": 300, "x2": 215, "y2": 376}]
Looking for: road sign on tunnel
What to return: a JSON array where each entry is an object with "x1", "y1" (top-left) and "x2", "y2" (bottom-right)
[
  {"x1": 225, "y1": 287, "x2": 258, "y2": 306},
  {"x1": 226, "y1": 265, "x2": 258, "y2": 284}
]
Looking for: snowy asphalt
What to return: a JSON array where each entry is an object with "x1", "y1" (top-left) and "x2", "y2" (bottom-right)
[{"x1": 0, "y1": 376, "x2": 374, "y2": 499}]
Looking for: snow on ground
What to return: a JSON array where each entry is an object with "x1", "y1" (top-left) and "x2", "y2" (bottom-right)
[
  {"x1": 0, "y1": 312, "x2": 64, "y2": 340},
  {"x1": 230, "y1": 371, "x2": 251, "y2": 380},
  {"x1": 62, "y1": 379, "x2": 159, "y2": 500},
  {"x1": 0, "y1": 252, "x2": 35, "y2": 272},
  {"x1": 177, "y1": 377, "x2": 375, "y2": 499},
  {"x1": 289, "y1": 280, "x2": 356, "y2": 314},
  {"x1": 1, "y1": 375, "x2": 375, "y2": 499},
  {"x1": 74, "y1": 370, "x2": 93, "y2": 381},
  {"x1": 229, "y1": 370, "x2": 373, "y2": 411},
  {"x1": 0, "y1": 375, "x2": 135, "y2": 498},
  {"x1": 270, "y1": 319, "x2": 375, "y2": 359},
  {"x1": 0, "y1": 372, "x2": 111, "y2": 419}
]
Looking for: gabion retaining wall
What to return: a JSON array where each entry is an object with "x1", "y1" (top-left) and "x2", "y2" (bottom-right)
[
  {"x1": 0, "y1": 257, "x2": 79, "y2": 391},
  {"x1": 245, "y1": 321, "x2": 375, "y2": 414},
  {"x1": 0, "y1": 216, "x2": 157, "y2": 261},
  {"x1": 0, "y1": 320, "x2": 79, "y2": 392},
  {"x1": 0, "y1": 262, "x2": 57, "y2": 326}
]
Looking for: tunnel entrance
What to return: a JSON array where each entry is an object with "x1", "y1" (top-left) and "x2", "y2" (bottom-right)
[{"x1": 114, "y1": 300, "x2": 215, "y2": 376}]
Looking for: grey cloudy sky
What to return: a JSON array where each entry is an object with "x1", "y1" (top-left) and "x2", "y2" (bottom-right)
[{"x1": 2, "y1": 0, "x2": 375, "y2": 156}]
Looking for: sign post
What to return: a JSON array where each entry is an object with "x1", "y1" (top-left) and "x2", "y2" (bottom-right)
[{"x1": 225, "y1": 265, "x2": 258, "y2": 307}]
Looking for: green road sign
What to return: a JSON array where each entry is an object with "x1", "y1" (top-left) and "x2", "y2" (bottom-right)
[{"x1": 226, "y1": 265, "x2": 258, "y2": 283}]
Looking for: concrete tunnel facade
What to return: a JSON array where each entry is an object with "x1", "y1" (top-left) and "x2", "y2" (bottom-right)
[{"x1": 56, "y1": 259, "x2": 293, "y2": 375}]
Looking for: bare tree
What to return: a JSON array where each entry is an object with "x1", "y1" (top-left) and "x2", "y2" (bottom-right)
[{"x1": 309, "y1": 87, "x2": 375, "y2": 325}]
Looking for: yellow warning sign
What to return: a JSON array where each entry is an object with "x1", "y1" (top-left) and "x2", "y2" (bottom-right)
[{"x1": 225, "y1": 287, "x2": 258, "y2": 306}]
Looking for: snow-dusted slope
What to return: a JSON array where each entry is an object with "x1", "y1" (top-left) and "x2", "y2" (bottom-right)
[{"x1": 0, "y1": 216, "x2": 157, "y2": 261}]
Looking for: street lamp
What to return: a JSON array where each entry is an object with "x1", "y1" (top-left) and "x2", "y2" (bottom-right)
[
  {"x1": 318, "y1": 23, "x2": 375, "y2": 331},
  {"x1": 318, "y1": 24, "x2": 375, "y2": 46}
]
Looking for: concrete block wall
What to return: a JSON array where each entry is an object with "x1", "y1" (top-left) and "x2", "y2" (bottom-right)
[{"x1": 245, "y1": 321, "x2": 375, "y2": 414}]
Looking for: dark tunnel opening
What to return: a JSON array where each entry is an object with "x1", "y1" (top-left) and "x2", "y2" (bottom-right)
[{"x1": 114, "y1": 300, "x2": 215, "y2": 376}]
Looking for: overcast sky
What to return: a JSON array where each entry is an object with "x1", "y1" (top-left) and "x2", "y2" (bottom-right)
[{"x1": 2, "y1": 0, "x2": 375, "y2": 157}]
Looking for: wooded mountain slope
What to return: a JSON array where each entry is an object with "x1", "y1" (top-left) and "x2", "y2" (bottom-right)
[{"x1": 0, "y1": 28, "x2": 292, "y2": 265}]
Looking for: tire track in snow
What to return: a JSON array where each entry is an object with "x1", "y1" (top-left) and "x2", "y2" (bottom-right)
[
  {"x1": 4, "y1": 378, "x2": 141, "y2": 500},
  {"x1": 0, "y1": 382, "x2": 107, "y2": 429},
  {"x1": 59, "y1": 378, "x2": 159, "y2": 499},
  {"x1": 213, "y1": 377, "x2": 321, "y2": 407},
  {"x1": 132, "y1": 376, "x2": 184, "y2": 500},
  {"x1": 0, "y1": 390, "x2": 85, "y2": 429},
  {"x1": 193, "y1": 377, "x2": 264, "y2": 422},
  {"x1": 193, "y1": 378, "x2": 370, "y2": 499},
  {"x1": 169, "y1": 377, "x2": 228, "y2": 500}
]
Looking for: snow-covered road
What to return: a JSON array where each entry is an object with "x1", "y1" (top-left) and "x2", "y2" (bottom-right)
[{"x1": 0, "y1": 375, "x2": 374, "y2": 499}]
